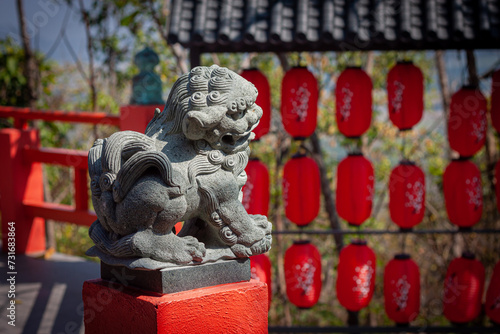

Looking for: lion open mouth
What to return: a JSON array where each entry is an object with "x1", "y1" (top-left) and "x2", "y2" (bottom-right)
[{"x1": 219, "y1": 130, "x2": 254, "y2": 152}]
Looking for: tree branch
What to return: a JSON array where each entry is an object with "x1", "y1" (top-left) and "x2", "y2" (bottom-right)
[
  {"x1": 16, "y1": 0, "x2": 38, "y2": 107},
  {"x1": 78, "y1": 0, "x2": 97, "y2": 112},
  {"x1": 147, "y1": 0, "x2": 188, "y2": 73}
]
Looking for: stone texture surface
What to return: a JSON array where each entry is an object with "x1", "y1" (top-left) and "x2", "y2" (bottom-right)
[
  {"x1": 83, "y1": 278, "x2": 269, "y2": 334},
  {"x1": 101, "y1": 258, "x2": 251, "y2": 294},
  {"x1": 87, "y1": 65, "x2": 272, "y2": 269}
]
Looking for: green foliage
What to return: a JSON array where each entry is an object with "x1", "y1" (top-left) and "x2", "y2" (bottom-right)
[
  {"x1": 0, "y1": 37, "x2": 55, "y2": 108},
  {"x1": 0, "y1": 37, "x2": 27, "y2": 107}
]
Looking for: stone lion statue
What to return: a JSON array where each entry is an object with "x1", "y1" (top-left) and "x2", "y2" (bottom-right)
[{"x1": 87, "y1": 65, "x2": 272, "y2": 269}]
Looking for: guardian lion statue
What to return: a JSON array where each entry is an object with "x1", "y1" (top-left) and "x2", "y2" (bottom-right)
[{"x1": 87, "y1": 65, "x2": 272, "y2": 268}]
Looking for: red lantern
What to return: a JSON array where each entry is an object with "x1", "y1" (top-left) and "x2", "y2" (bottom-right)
[
  {"x1": 336, "y1": 67, "x2": 372, "y2": 138},
  {"x1": 284, "y1": 241, "x2": 322, "y2": 308},
  {"x1": 443, "y1": 159, "x2": 482, "y2": 228},
  {"x1": 336, "y1": 240, "x2": 376, "y2": 311},
  {"x1": 387, "y1": 61, "x2": 424, "y2": 130},
  {"x1": 448, "y1": 86, "x2": 487, "y2": 157},
  {"x1": 250, "y1": 254, "x2": 272, "y2": 310},
  {"x1": 384, "y1": 254, "x2": 420, "y2": 325},
  {"x1": 282, "y1": 155, "x2": 320, "y2": 226},
  {"x1": 486, "y1": 260, "x2": 500, "y2": 324},
  {"x1": 281, "y1": 67, "x2": 318, "y2": 138},
  {"x1": 240, "y1": 69, "x2": 271, "y2": 140},
  {"x1": 443, "y1": 253, "x2": 485, "y2": 324},
  {"x1": 242, "y1": 158, "x2": 270, "y2": 216},
  {"x1": 389, "y1": 161, "x2": 425, "y2": 229},
  {"x1": 491, "y1": 70, "x2": 500, "y2": 134},
  {"x1": 336, "y1": 153, "x2": 374, "y2": 226}
]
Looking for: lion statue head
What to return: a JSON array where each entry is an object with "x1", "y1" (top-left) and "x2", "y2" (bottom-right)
[{"x1": 145, "y1": 65, "x2": 263, "y2": 154}]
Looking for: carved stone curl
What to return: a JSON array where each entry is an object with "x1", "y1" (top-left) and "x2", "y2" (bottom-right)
[{"x1": 87, "y1": 65, "x2": 272, "y2": 269}]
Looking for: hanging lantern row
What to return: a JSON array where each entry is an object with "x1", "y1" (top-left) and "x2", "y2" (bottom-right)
[
  {"x1": 387, "y1": 61, "x2": 424, "y2": 131},
  {"x1": 284, "y1": 240, "x2": 322, "y2": 308},
  {"x1": 240, "y1": 69, "x2": 271, "y2": 140},
  {"x1": 443, "y1": 159, "x2": 483, "y2": 228},
  {"x1": 280, "y1": 241, "x2": 500, "y2": 326},
  {"x1": 443, "y1": 253, "x2": 485, "y2": 324},
  {"x1": 282, "y1": 155, "x2": 321, "y2": 226},
  {"x1": 250, "y1": 254, "x2": 272, "y2": 310},
  {"x1": 448, "y1": 86, "x2": 487, "y2": 158},
  {"x1": 336, "y1": 62, "x2": 424, "y2": 137},
  {"x1": 281, "y1": 67, "x2": 319, "y2": 139},
  {"x1": 389, "y1": 161, "x2": 426, "y2": 230},
  {"x1": 251, "y1": 62, "x2": 426, "y2": 140},
  {"x1": 336, "y1": 153, "x2": 374, "y2": 226},
  {"x1": 248, "y1": 64, "x2": 497, "y2": 156},
  {"x1": 335, "y1": 67, "x2": 373, "y2": 138},
  {"x1": 384, "y1": 254, "x2": 420, "y2": 325},
  {"x1": 242, "y1": 158, "x2": 270, "y2": 216}
]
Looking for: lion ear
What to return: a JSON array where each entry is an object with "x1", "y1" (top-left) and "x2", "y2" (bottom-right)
[{"x1": 182, "y1": 114, "x2": 206, "y2": 141}]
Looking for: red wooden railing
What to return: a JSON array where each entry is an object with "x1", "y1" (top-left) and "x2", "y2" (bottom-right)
[
  {"x1": 0, "y1": 106, "x2": 121, "y2": 129},
  {"x1": 0, "y1": 104, "x2": 162, "y2": 254}
]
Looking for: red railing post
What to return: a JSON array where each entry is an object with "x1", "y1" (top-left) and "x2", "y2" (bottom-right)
[
  {"x1": 0, "y1": 128, "x2": 46, "y2": 254},
  {"x1": 120, "y1": 105, "x2": 162, "y2": 133},
  {"x1": 74, "y1": 167, "x2": 88, "y2": 211}
]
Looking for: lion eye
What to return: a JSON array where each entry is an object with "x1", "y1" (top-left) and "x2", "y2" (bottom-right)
[{"x1": 231, "y1": 111, "x2": 245, "y2": 120}]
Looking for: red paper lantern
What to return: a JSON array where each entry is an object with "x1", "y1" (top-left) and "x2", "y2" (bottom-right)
[
  {"x1": 282, "y1": 155, "x2": 320, "y2": 226},
  {"x1": 384, "y1": 254, "x2": 420, "y2": 325},
  {"x1": 443, "y1": 159, "x2": 483, "y2": 228},
  {"x1": 496, "y1": 160, "x2": 500, "y2": 214},
  {"x1": 486, "y1": 260, "x2": 500, "y2": 325},
  {"x1": 387, "y1": 61, "x2": 424, "y2": 130},
  {"x1": 250, "y1": 254, "x2": 272, "y2": 310},
  {"x1": 284, "y1": 241, "x2": 322, "y2": 308},
  {"x1": 389, "y1": 161, "x2": 425, "y2": 229},
  {"x1": 443, "y1": 253, "x2": 485, "y2": 324},
  {"x1": 336, "y1": 67, "x2": 372, "y2": 138},
  {"x1": 281, "y1": 67, "x2": 318, "y2": 138},
  {"x1": 336, "y1": 153, "x2": 374, "y2": 226},
  {"x1": 337, "y1": 240, "x2": 376, "y2": 311},
  {"x1": 491, "y1": 70, "x2": 500, "y2": 134},
  {"x1": 242, "y1": 158, "x2": 270, "y2": 216},
  {"x1": 240, "y1": 69, "x2": 271, "y2": 140},
  {"x1": 448, "y1": 86, "x2": 487, "y2": 157}
]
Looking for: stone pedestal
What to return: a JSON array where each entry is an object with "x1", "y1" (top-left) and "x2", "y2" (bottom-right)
[
  {"x1": 100, "y1": 258, "x2": 251, "y2": 294},
  {"x1": 83, "y1": 278, "x2": 268, "y2": 334}
]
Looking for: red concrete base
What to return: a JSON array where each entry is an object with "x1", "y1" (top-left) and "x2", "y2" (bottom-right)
[{"x1": 83, "y1": 278, "x2": 268, "y2": 334}]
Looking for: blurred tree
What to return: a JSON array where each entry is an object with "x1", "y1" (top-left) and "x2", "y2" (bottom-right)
[{"x1": 15, "y1": 0, "x2": 39, "y2": 108}]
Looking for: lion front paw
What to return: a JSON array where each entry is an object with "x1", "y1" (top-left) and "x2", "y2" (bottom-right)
[
  {"x1": 235, "y1": 214, "x2": 272, "y2": 246},
  {"x1": 230, "y1": 234, "x2": 272, "y2": 258},
  {"x1": 126, "y1": 229, "x2": 206, "y2": 264},
  {"x1": 229, "y1": 214, "x2": 272, "y2": 258},
  {"x1": 142, "y1": 234, "x2": 206, "y2": 264},
  {"x1": 173, "y1": 235, "x2": 207, "y2": 263}
]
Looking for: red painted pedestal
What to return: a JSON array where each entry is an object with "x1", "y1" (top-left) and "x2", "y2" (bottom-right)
[
  {"x1": 83, "y1": 278, "x2": 268, "y2": 334},
  {"x1": 120, "y1": 105, "x2": 163, "y2": 133}
]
